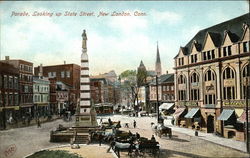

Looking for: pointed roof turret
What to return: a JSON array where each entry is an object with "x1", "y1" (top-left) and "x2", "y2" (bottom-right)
[{"x1": 139, "y1": 60, "x2": 145, "y2": 67}]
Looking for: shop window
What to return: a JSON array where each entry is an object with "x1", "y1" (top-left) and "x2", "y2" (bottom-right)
[{"x1": 223, "y1": 86, "x2": 235, "y2": 100}]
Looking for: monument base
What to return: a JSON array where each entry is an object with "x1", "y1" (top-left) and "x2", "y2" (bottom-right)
[{"x1": 74, "y1": 109, "x2": 98, "y2": 127}]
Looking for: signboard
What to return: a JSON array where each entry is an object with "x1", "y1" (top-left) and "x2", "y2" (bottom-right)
[
  {"x1": 179, "y1": 101, "x2": 198, "y2": 106},
  {"x1": 224, "y1": 100, "x2": 245, "y2": 107}
]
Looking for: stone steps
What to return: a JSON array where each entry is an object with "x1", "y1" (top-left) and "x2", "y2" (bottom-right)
[{"x1": 73, "y1": 134, "x2": 89, "y2": 144}]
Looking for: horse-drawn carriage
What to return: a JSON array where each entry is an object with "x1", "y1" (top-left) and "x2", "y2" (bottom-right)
[{"x1": 152, "y1": 123, "x2": 172, "y2": 138}]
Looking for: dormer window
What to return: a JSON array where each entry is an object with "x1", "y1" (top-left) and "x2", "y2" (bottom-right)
[
  {"x1": 191, "y1": 54, "x2": 197, "y2": 63},
  {"x1": 203, "y1": 50, "x2": 215, "y2": 61},
  {"x1": 243, "y1": 41, "x2": 249, "y2": 53},
  {"x1": 223, "y1": 46, "x2": 232, "y2": 57},
  {"x1": 178, "y1": 57, "x2": 184, "y2": 66}
]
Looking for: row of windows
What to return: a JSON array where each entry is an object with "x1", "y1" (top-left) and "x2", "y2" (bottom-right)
[
  {"x1": 34, "y1": 85, "x2": 49, "y2": 93},
  {"x1": 20, "y1": 74, "x2": 32, "y2": 82},
  {"x1": 48, "y1": 71, "x2": 71, "y2": 78},
  {"x1": 20, "y1": 94, "x2": 33, "y2": 104},
  {"x1": 203, "y1": 50, "x2": 215, "y2": 61},
  {"x1": 163, "y1": 94, "x2": 175, "y2": 101},
  {"x1": 0, "y1": 75, "x2": 18, "y2": 89},
  {"x1": 34, "y1": 95, "x2": 49, "y2": 103},
  {"x1": 20, "y1": 64, "x2": 32, "y2": 73},
  {"x1": 177, "y1": 41, "x2": 250, "y2": 66},
  {"x1": 178, "y1": 64, "x2": 249, "y2": 84},
  {"x1": 162, "y1": 85, "x2": 174, "y2": 91},
  {"x1": 0, "y1": 93, "x2": 19, "y2": 106}
]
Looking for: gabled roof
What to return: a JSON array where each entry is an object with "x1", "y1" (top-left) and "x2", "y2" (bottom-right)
[
  {"x1": 149, "y1": 73, "x2": 174, "y2": 85},
  {"x1": 183, "y1": 13, "x2": 250, "y2": 55}
]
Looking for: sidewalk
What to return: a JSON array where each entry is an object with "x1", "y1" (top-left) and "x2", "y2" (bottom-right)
[
  {"x1": 164, "y1": 120, "x2": 247, "y2": 153},
  {"x1": 4, "y1": 115, "x2": 60, "y2": 130}
]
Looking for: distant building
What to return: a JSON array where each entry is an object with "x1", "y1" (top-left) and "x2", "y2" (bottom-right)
[
  {"x1": 34, "y1": 64, "x2": 80, "y2": 113},
  {"x1": 174, "y1": 13, "x2": 249, "y2": 141},
  {"x1": 33, "y1": 76, "x2": 50, "y2": 118},
  {"x1": 0, "y1": 61, "x2": 19, "y2": 129},
  {"x1": 1, "y1": 56, "x2": 34, "y2": 118},
  {"x1": 56, "y1": 81, "x2": 70, "y2": 114},
  {"x1": 149, "y1": 73, "x2": 175, "y2": 113}
]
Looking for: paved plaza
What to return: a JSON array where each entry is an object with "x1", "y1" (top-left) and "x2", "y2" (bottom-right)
[{"x1": 0, "y1": 115, "x2": 249, "y2": 158}]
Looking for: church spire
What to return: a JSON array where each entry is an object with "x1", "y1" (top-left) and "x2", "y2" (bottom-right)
[
  {"x1": 82, "y1": 30, "x2": 87, "y2": 51},
  {"x1": 155, "y1": 41, "x2": 162, "y2": 76}
]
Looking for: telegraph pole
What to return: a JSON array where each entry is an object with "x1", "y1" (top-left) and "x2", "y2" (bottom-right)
[{"x1": 156, "y1": 75, "x2": 160, "y2": 123}]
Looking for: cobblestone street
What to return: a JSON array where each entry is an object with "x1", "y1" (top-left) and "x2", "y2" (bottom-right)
[{"x1": 0, "y1": 115, "x2": 249, "y2": 158}]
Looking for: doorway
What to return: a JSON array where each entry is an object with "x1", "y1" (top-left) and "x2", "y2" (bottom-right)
[{"x1": 207, "y1": 115, "x2": 214, "y2": 133}]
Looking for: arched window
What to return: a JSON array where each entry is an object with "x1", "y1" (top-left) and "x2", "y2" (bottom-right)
[
  {"x1": 190, "y1": 72, "x2": 199, "y2": 83},
  {"x1": 243, "y1": 64, "x2": 250, "y2": 77},
  {"x1": 243, "y1": 64, "x2": 250, "y2": 98},
  {"x1": 222, "y1": 67, "x2": 235, "y2": 100},
  {"x1": 204, "y1": 70, "x2": 215, "y2": 81},
  {"x1": 178, "y1": 75, "x2": 186, "y2": 84},
  {"x1": 223, "y1": 67, "x2": 235, "y2": 79}
]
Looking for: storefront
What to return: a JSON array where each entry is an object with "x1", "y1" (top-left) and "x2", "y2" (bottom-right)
[{"x1": 184, "y1": 108, "x2": 201, "y2": 130}]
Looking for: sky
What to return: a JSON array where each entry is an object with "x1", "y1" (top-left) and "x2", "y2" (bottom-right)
[{"x1": 0, "y1": 1, "x2": 249, "y2": 76}]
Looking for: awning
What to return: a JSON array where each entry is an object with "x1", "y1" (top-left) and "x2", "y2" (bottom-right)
[
  {"x1": 159, "y1": 103, "x2": 174, "y2": 110},
  {"x1": 235, "y1": 109, "x2": 244, "y2": 117},
  {"x1": 184, "y1": 108, "x2": 200, "y2": 118},
  {"x1": 238, "y1": 110, "x2": 250, "y2": 123},
  {"x1": 173, "y1": 108, "x2": 185, "y2": 118},
  {"x1": 217, "y1": 109, "x2": 234, "y2": 121}
]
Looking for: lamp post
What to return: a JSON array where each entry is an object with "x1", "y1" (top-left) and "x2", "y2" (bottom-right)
[{"x1": 156, "y1": 75, "x2": 160, "y2": 123}]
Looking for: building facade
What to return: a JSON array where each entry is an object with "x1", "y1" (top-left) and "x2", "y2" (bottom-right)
[
  {"x1": 1, "y1": 57, "x2": 34, "y2": 119},
  {"x1": 174, "y1": 13, "x2": 250, "y2": 141},
  {"x1": 0, "y1": 62, "x2": 19, "y2": 129},
  {"x1": 34, "y1": 63, "x2": 80, "y2": 113},
  {"x1": 33, "y1": 76, "x2": 50, "y2": 118}
]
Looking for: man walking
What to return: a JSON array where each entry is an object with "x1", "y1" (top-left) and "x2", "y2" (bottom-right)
[
  {"x1": 37, "y1": 119, "x2": 41, "y2": 128},
  {"x1": 133, "y1": 120, "x2": 136, "y2": 128}
]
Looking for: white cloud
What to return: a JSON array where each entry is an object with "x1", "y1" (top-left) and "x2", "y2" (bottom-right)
[
  {"x1": 181, "y1": 25, "x2": 202, "y2": 44},
  {"x1": 150, "y1": 10, "x2": 183, "y2": 25}
]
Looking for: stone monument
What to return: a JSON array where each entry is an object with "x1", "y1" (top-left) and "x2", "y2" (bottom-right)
[{"x1": 75, "y1": 30, "x2": 97, "y2": 127}]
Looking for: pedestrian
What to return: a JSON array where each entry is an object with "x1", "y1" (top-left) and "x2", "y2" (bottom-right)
[
  {"x1": 100, "y1": 118, "x2": 103, "y2": 125},
  {"x1": 98, "y1": 134, "x2": 103, "y2": 146},
  {"x1": 136, "y1": 132, "x2": 140, "y2": 139},
  {"x1": 151, "y1": 135, "x2": 156, "y2": 142},
  {"x1": 108, "y1": 117, "x2": 112, "y2": 126},
  {"x1": 133, "y1": 120, "x2": 136, "y2": 128},
  {"x1": 37, "y1": 119, "x2": 41, "y2": 128}
]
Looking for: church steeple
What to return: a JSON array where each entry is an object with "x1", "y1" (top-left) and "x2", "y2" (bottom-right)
[
  {"x1": 155, "y1": 42, "x2": 162, "y2": 76},
  {"x1": 82, "y1": 30, "x2": 87, "y2": 51}
]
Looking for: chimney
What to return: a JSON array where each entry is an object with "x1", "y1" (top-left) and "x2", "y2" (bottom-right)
[
  {"x1": 64, "y1": 61, "x2": 66, "y2": 65},
  {"x1": 39, "y1": 64, "x2": 43, "y2": 78},
  {"x1": 5, "y1": 56, "x2": 9, "y2": 61}
]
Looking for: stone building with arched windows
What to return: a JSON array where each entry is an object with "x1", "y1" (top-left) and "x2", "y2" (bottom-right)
[{"x1": 174, "y1": 13, "x2": 250, "y2": 141}]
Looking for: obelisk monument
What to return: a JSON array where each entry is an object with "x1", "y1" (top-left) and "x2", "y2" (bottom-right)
[{"x1": 75, "y1": 30, "x2": 97, "y2": 127}]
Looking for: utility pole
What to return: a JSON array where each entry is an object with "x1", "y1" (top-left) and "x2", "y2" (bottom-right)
[
  {"x1": 156, "y1": 75, "x2": 160, "y2": 123},
  {"x1": 246, "y1": 61, "x2": 250, "y2": 153}
]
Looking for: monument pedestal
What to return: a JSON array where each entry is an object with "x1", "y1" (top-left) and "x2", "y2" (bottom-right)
[{"x1": 75, "y1": 109, "x2": 97, "y2": 127}]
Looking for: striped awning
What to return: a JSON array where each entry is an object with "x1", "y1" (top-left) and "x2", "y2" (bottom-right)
[
  {"x1": 184, "y1": 108, "x2": 200, "y2": 118},
  {"x1": 159, "y1": 103, "x2": 174, "y2": 110},
  {"x1": 173, "y1": 108, "x2": 185, "y2": 118},
  {"x1": 238, "y1": 110, "x2": 250, "y2": 123},
  {"x1": 217, "y1": 109, "x2": 234, "y2": 121}
]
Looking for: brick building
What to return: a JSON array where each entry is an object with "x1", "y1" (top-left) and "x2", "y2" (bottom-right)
[
  {"x1": 0, "y1": 61, "x2": 19, "y2": 129},
  {"x1": 34, "y1": 64, "x2": 80, "y2": 113},
  {"x1": 1, "y1": 57, "x2": 34, "y2": 119}
]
